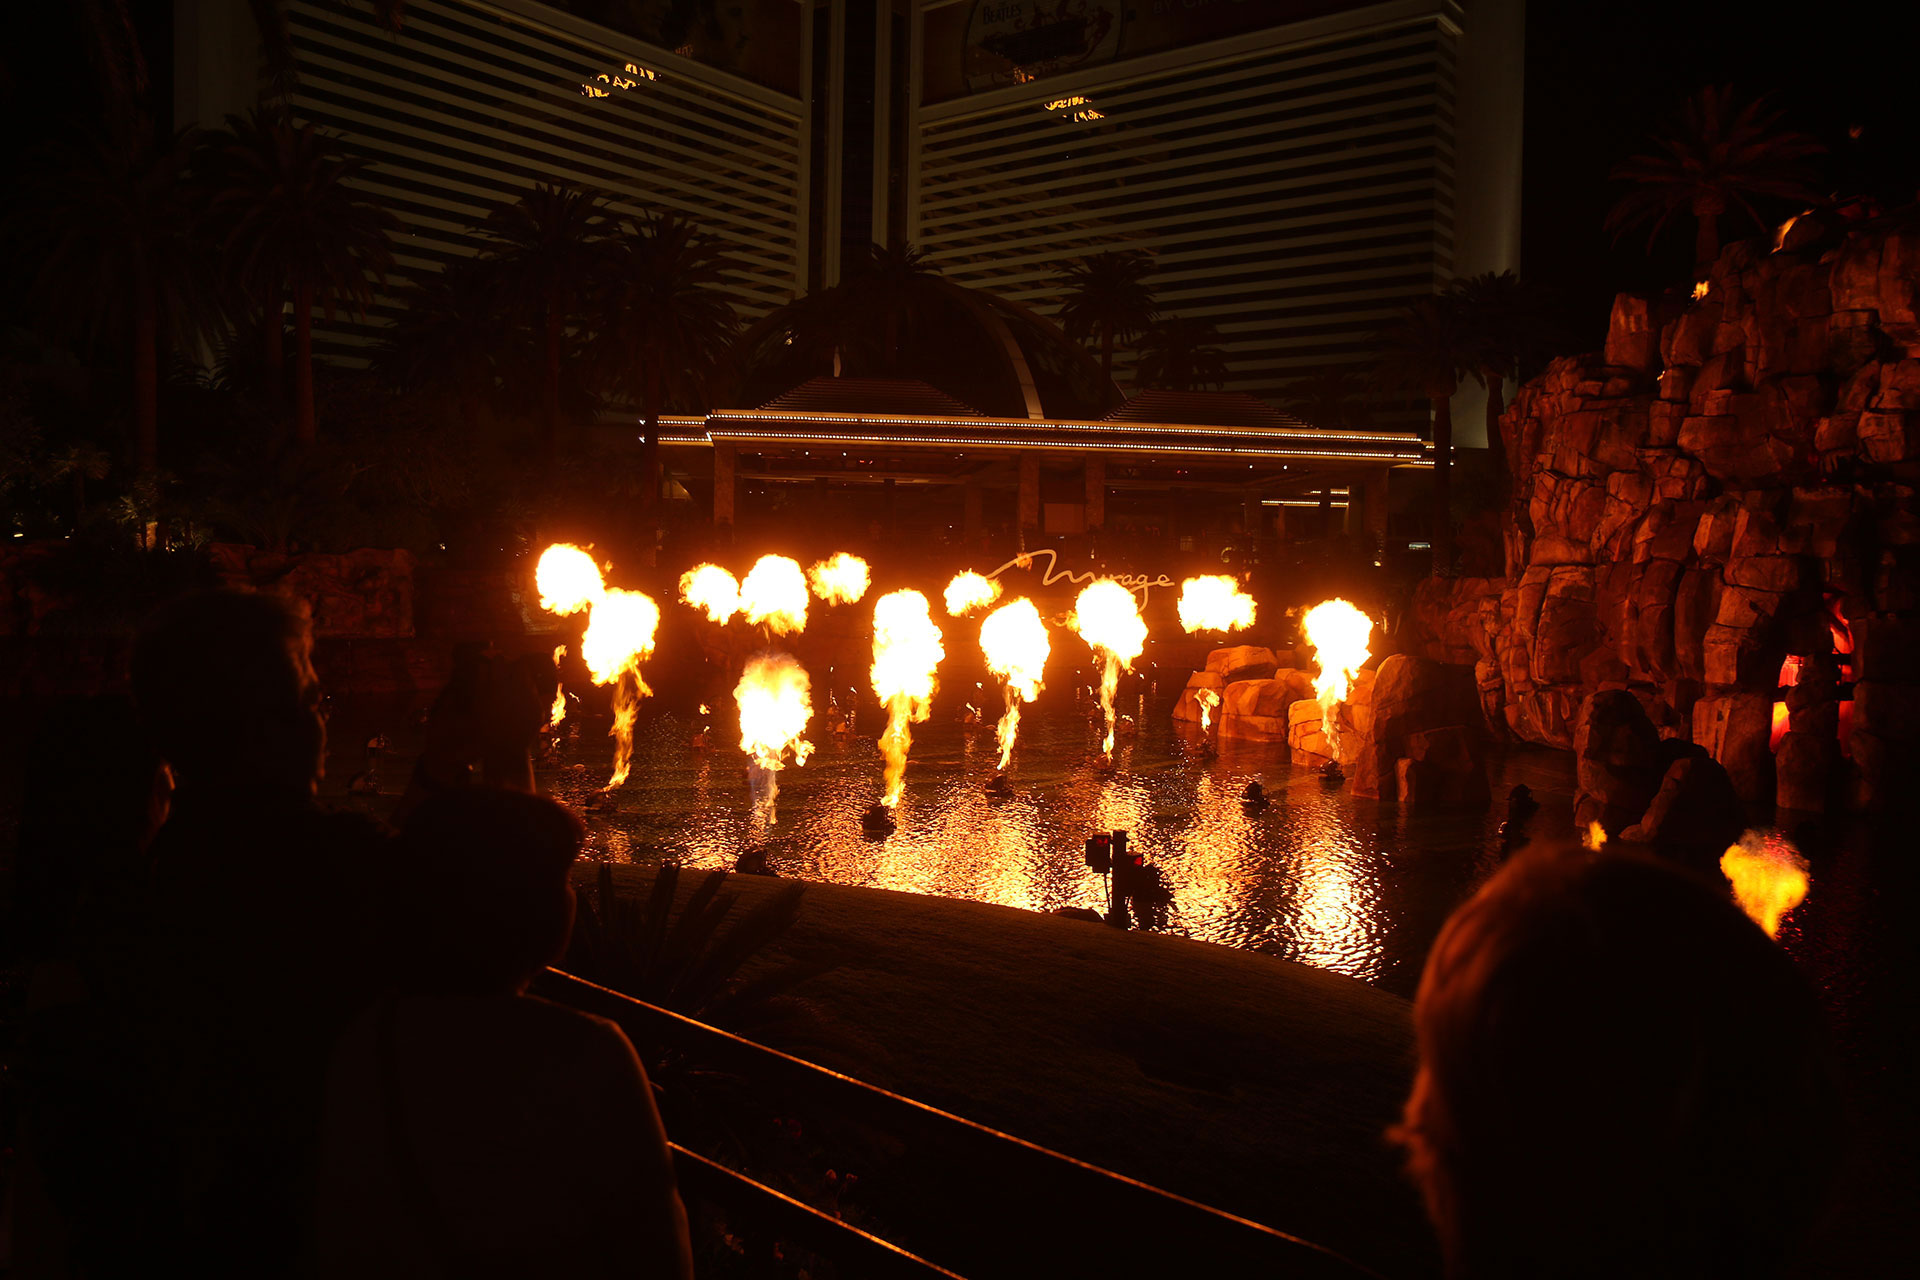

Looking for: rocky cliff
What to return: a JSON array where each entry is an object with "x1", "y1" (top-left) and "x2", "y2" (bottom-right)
[{"x1": 1413, "y1": 214, "x2": 1920, "y2": 819}]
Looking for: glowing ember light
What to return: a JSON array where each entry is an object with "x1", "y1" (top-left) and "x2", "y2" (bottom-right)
[
  {"x1": 549, "y1": 644, "x2": 568, "y2": 727},
  {"x1": 979, "y1": 598, "x2": 1050, "y2": 770},
  {"x1": 679, "y1": 563, "x2": 740, "y2": 623},
  {"x1": 536, "y1": 543, "x2": 604, "y2": 616},
  {"x1": 1302, "y1": 598, "x2": 1371, "y2": 755},
  {"x1": 1196, "y1": 687, "x2": 1220, "y2": 733},
  {"x1": 1177, "y1": 575, "x2": 1256, "y2": 633},
  {"x1": 807, "y1": 552, "x2": 871, "y2": 604},
  {"x1": 870, "y1": 590, "x2": 945, "y2": 806},
  {"x1": 579, "y1": 587, "x2": 660, "y2": 790},
  {"x1": 1070, "y1": 579, "x2": 1147, "y2": 757},
  {"x1": 739, "y1": 555, "x2": 809, "y2": 634},
  {"x1": 1692, "y1": 279, "x2": 1709, "y2": 301},
  {"x1": 1584, "y1": 819, "x2": 1608, "y2": 851},
  {"x1": 944, "y1": 570, "x2": 1001, "y2": 617},
  {"x1": 734, "y1": 653, "x2": 814, "y2": 826},
  {"x1": 1721, "y1": 831, "x2": 1810, "y2": 938}
]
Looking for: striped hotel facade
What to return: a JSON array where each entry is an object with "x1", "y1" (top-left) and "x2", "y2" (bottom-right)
[
  {"x1": 272, "y1": 0, "x2": 809, "y2": 363},
  {"x1": 909, "y1": 2, "x2": 1470, "y2": 408}
]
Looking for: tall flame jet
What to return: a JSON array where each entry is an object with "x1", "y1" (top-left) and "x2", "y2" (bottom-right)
[
  {"x1": 1302, "y1": 598, "x2": 1371, "y2": 757},
  {"x1": 735, "y1": 653, "x2": 814, "y2": 826},
  {"x1": 979, "y1": 598, "x2": 1050, "y2": 770},
  {"x1": 535, "y1": 545, "x2": 658, "y2": 790},
  {"x1": 740, "y1": 555, "x2": 809, "y2": 635},
  {"x1": 1178, "y1": 575, "x2": 1256, "y2": 633},
  {"x1": 1071, "y1": 580, "x2": 1146, "y2": 757},
  {"x1": 870, "y1": 590, "x2": 944, "y2": 807}
]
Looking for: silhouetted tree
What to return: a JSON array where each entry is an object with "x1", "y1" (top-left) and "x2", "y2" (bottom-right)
[
  {"x1": 1375, "y1": 295, "x2": 1477, "y2": 576},
  {"x1": 1282, "y1": 368, "x2": 1375, "y2": 431},
  {"x1": 206, "y1": 111, "x2": 397, "y2": 446},
  {"x1": 1134, "y1": 316, "x2": 1229, "y2": 392},
  {"x1": 592, "y1": 212, "x2": 738, "y2": 531},
  {"x1": 1445, "y1": 271, "x2": 1563, "y2": 502},
  {"x1": 472, "y1": 182, "x2": 610, "y2": 454},
  {"x1": 26, "y1": 129, "x2": 219, "y2": 472},
  {"x1": 1606, "y1": 86, "x2": 1825, "y2": 278},
  {"x1": 378, "y1": 257, "x2": 509, "y2": 427},
  {"x1": 1052, "y1": 249, "x2": 1157, "y2": 393}
]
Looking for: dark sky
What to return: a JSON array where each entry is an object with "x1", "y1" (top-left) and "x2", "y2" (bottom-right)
[{"x1": 6, "y1": 2, "x2": 1920, "y2": 353}]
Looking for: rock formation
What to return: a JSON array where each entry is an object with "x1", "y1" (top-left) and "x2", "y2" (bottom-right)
[{"x1": 1412, "y1": 215, "x2": 1920, "y2": 819}]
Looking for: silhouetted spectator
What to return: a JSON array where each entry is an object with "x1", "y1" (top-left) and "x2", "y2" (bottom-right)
[
  {"x1": 1396, "y1": 847, "x2": 1839, "y2": 1279},
  {"x1": 131, "y1": 589, "x2": 395, "y2": 1271},
  {"x1": 315, "y1": 789, "x2": 692, "y2": 1278}
]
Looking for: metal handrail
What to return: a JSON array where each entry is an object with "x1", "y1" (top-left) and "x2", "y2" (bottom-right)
[{"x1": 539, "y1": 967, "x2": 1382, "y2": 1279}]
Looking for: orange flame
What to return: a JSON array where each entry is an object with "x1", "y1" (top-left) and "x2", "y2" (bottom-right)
[
  {"x1": 1720, "y1": 832, "x2": 1810, "y2": 938},
  {"x1": 871, "y1": 589, "x2": 945, "y2": 806},
  {"x1": 1177, "y1": 575, "x2": 1256, "y2": 633},
  {"x1": 1196, "y1": 686, "x2": 1220, "y2": 733},
  {"x1": 734, "y1": 653, "x2": 813, "y2": 826},
  {"x1": 944, "y1": 570, "x2": 1001, "y2": 617},
  {"x1": 1070, "y1": 579, "x2": 1146, "y2": 757},
  {"x1": 536, "y1": 543, "x2": 604, "y2": 616},
  {"x1": 807, "y1": 552, "x2": 871, "y2": 604},
  {"x1": 1302, "y1": 598, "x2": 1371, "y2": 756},
  {"x1": 1584, "y1": 819, "x2": 1608, "y2": 851},
  {"x1": 580, "y1": 587, "x2": 660, "y2": 790},
  {"x1": 980, "y1": 598, "x2": 1050, "y2": 770},
  {"x1": 740, "y1": 555, "x2": 809, "y2": 635},
  {"x1": 549, "y1": 644, "x2": 568, "y2": 727},
  {"x1": 679, "y1": 563, "x2": 740, "y2": 623}
]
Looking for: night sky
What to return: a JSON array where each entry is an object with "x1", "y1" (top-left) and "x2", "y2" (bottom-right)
[{"x1": 5, "y1": 1, "x2": 1919, "y2": 353}]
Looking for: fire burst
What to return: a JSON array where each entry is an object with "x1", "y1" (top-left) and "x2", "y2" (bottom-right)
[
  {"x1": 549, "y1": 645, "x2": 568, "y2": 727},
  {"x1": 808, "y1": 552, "x2": 871, "y2": 604},
  {"x1": 979, "y1": 598, "x2": 1050, "y2": 770},
  {"x1": 1302, "y1": 598, "x2": 1371, "y2": 756},
  {"x1": 536, "y1": 543, "x2": 604, "y2": 616},
  {"x1": 1177, "y1": 575, "x2": 1256, "y2": 633},
  {"x1": 734, "y1": 653, "x2": 814, "y2": 826},
  {"x1": 740, "y1": 555, "x2": 809, "y2": 635},
  {"x1": 1196, "y1": 687, "x2": 1220, "y2": 733},
  {"x1": 679, "y1": 563, "x2": 740, "y2": 623},
  {"x1": 580, "y1": 587, "x2": 661, "y2": 790},
  {"x1": 1070, "y1": 579, "x2": 1146, "y2": 757},
  {"x1": 871, "y1": 589, "x2": 945, "y2": 807},
  {"x1": 1720, "y1": 831, "x2": 1810, "y2": 938},
  {"x1": 944, "y1": 570, "x2": 1001, "y2": 617}
]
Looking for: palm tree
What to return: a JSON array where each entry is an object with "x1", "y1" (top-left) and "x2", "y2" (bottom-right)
[
  {"x1": 378, "y1": 256, "x2": 510, "y2": 426},
  {"x1": 1375, "y1": 295, "x2": 1477, "y2": 577},
  {"x1": 26, "y1": 128, "x2": 218, "y2": 473},
  {"x1": 1134, "y1": 316, "x2": 1229, "y2": 392},
  {"x1": 1052, "y1": 249, "x2": 1156, "y2": 394},
  {"x1": 472, "y1": 183, "x2": 610, "y2": 453},
  {"x1": 207, "y1": 110, "x2": 397, "y2": 446},
  {"x1": 1282, "y1": 368, "x2": 1374, "y2": 431},
  {"x1": 1445, "y1": 271, "x2": 1563, "y2": 500},
  {"x1": 1606, "y1": 86, "x2": 1825, "y2": 277},
  {"x1": 592, "y1": 211, "x2": 739, "y2": 526}
]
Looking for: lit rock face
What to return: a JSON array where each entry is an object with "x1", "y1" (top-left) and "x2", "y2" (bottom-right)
[{"x1": 1413, "y1": 218, "x2": 1920, "y2": 816}]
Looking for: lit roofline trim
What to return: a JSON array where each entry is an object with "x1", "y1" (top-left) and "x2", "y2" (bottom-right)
[
  {"x1": 704, "y1": 409, "x2": 1423, "y2": 445},
  {"x1": 699, "y1": 427, "x2": 1430, "y2": 463}
]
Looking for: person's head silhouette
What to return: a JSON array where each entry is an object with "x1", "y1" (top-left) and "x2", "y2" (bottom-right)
[
  {"x1": 1397, "y1": 847, "x2": 1838, "y2": 1279},
  {"x1": 395, "y1": 788, "x2": 585, "y2": 996},
  {"x1": 133, "y1": 590, "x2": 325, "y2": 797}
]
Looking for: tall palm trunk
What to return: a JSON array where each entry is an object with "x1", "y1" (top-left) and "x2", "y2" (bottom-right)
[
  {"x1": 1691, "y1": 193, "x2": 1725, "y2": 276},
  {"x1": 133, "y1": 273, "x2": 159, "y2": 473},
  {"x1": 293, "y1": 279, "x2": 316, "y2": 446},
  {"x1": 1430, "y1": 390, "x2": 1454, "y2": 578},
  {"x1": 1100, "y1": 325, "x2": 1115, "y2": 380},
  {"x1": 543, "y1": 290, "x2": 563, "y2": 455},
  {"x1": 641, "y1": 401, "x2": 662, "y2": 567},
  {"x1": 1483, "y1": 370, "x2": 1510, "y2": 498},
  {"x1": 263, "y1": 283, "x2": 285, "y2": 399}
]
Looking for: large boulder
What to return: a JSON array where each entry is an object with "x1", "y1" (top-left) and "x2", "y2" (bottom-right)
[
  {"x1": 1370, "y1": 655, "x2": 1486, "y2": 751},
  {"x1": 1692, "y1": 692, "x2": 1775, "y2": 812},
  {"x1": 1170, "y1": 670, "x2": 1224, "y2": 724},
  {"x1": 1396, "y1": 726, "x2": 1491, "y2": 810},
  {"x1": 1621, "y1": 751, "x2": 1746, "y2": 868},
  {"x1": 1572, "y1": 690, "x2": 1665, "y2": 835},
  {"x1": 1774, "y1": 729, "x2": 1837, "y2": 813},
  {"x1": 1205, "y1": 645, "x2": 1278, "y2": 684},
  {"x1": 1217, "y1": 670, "x2": 1315, "y2": 742}
]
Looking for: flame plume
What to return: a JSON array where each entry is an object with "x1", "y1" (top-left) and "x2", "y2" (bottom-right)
[
  {"x1": 536, "y1": 543, "x2": 604, "y2": 616},
  {"x1": 1178, "y1": 575, "x2": 1257, "y2": 633},
  {"x1": 1584, "y1": 820, "x2": 1608, "y2": 851},
  {"x1": 944, "y1": 570, "x2": 1001, "y2": 617},
  {"x1": 549, "y1": 645, "x2": 568, "y2": 727},
  {"x1": 979, "y1": 598, "x2": 1050, "y2": 770},
  {"x1": 734, "y1": 653, "x2": 814, "y2": 826},
  {"x1": 679, "y1": 563, "x2": 740, "y2": 623},
  {"x1": 870, "y1": 589, "x2": 945, "y2": 806},
  {"x1": 579, "y1": 587, "x2": 660, "y2": 790},
  {"x1": 1196, "y1": 687, "x2": 1220, "y2": 733},
  {"x1": 1720, "y1": 831, "x2": 1810, "y2": 938},
  {"x1": 808, "y1": 553, "x2": 871, "y2": 604},
  {"x1": 740, "y1": 555, "x2": 809, "y2": 635},
  {"x1": 1302, "y1": 598, "x2": 1371, "y2": 756},
  {"x1": 1070, "y1": 579, "x2": 1147, "y2": 757}
]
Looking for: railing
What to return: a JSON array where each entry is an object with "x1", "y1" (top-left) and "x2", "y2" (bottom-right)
[{"x1": 539, "y1": 968, "x2": 1382, "y2": 1280}]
